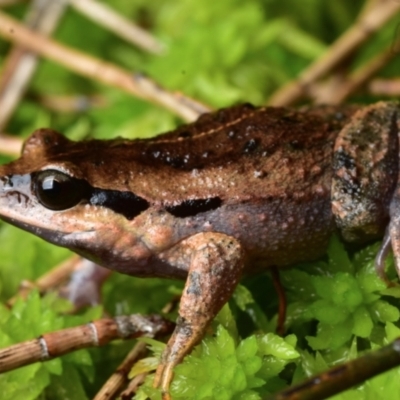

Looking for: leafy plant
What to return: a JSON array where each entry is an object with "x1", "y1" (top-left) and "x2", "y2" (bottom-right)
[
  {"x1": 132, "y1": 237, "x2": 400, "y2": 400},
  {"x1": 0, "y1": 0, "x2": 399, "y2": 399}
]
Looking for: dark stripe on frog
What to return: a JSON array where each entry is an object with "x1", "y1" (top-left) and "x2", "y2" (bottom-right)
[
  {"x1": 89, "y1": 188, "x2": 149, "y2": 220},
  {"x1": 166, "y1": 197, "x2": 222, "y2": 218}
]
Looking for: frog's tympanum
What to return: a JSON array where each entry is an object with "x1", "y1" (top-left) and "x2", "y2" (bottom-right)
[{"x1": 0, "y1": 102, "x2": 399, "y2": 396}]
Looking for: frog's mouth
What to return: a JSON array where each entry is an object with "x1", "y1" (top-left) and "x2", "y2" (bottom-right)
[
  {"x1": 0, "y1": 204, "x2": 99, "y2": 249},
  {"x1": 0, "y1": 169, "x2": 147, "y2": 231},
  {"x1": 1, "y1": 211, "x2": 115, "y2": 273}
]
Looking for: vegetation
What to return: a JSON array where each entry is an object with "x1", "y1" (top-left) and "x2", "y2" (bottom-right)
[{"x1": 0, "y1": 0, "x2": 399, "y2": 399}]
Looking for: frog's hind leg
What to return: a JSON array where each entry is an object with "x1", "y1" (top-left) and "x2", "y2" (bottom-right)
[
  {"x1": 377, "y1": 182, "x2": 400, "y2": 285},
  {"x1": 375, "y1": 228, "x2": 392, "y2": 285},
  {"x1": 61, "y1": 258, "x2": 112, "y2": 308},
  {"x1": 384, "y1": 193, "x2": 400, "y2": 284}
]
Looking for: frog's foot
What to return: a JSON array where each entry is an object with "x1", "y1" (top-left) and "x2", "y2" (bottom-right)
[
  {"x1": 153, "y1": 232, "x2": 244, "y2": 398},
  {"x1": 375, "y1": 228, "x2": 393, "y2": 286},
  {"x1": 388, "y1": 211, "x2": 400, "y2": 284},
  {"x1": 377, "y1": 191, "x2": 400, "y2": 286}
]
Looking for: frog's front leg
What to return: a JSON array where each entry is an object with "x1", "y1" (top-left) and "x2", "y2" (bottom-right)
[{"x1": 153, "y1": 232, "x2": 245, "y2": 398}]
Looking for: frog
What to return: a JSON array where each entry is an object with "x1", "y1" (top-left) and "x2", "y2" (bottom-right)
[{"x1": 0, "y1": 101, "x2": 398, "y2": 398}]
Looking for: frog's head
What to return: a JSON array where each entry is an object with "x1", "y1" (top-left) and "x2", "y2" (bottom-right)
[{"x1": 0, "y1": 129, "x2": 155, "y2": 274}]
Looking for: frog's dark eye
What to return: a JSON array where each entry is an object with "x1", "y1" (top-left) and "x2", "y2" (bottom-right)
[{"x1": 34, "y1": 170, "x2": 89, "y2": 210}]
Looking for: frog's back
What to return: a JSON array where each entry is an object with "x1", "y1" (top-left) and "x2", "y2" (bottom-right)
[
  {"x1": 129, "y1": 104, "x2": 358, "y2": 269},
  {"x1": 127, "y1": 104, "x2": 356, "y2": 203},
  {"x1": 45, "y1": 104, "x2": 357, "y2": 205}
]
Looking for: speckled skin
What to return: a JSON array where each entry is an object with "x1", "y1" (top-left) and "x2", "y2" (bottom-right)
[
  {"x1": 0, "y1": 101, "x2": 398, "y2": 397},
  {"x1": 0, "y1": 103, "x2": 360, "y2": 273}
]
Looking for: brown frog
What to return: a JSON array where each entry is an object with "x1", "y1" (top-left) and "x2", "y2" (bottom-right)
[{"x1": 0, "y1": 101, "x2": 398, "y2": 397}]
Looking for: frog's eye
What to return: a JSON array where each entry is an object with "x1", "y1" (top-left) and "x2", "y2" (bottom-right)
[{"x1": 34, "y1": 170, "x2": 89, "y2": 210}]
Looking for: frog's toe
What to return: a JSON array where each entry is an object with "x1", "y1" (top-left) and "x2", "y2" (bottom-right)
[
  {"x1": 379, "y1": 193, "x2": 400, "y2": 285},
  {"x1": 375, "y1": 228, "x2": 393, "y2": 285},
  {"x1": 389, "y1": 213, "x2": 400, "y2": 283}
]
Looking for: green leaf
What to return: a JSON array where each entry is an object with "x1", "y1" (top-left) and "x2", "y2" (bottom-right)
[
  {"x1": 352, "y1": 306, "x2": 373, "y2": 338},
  {"x1": 327, "y1": 235, "x2": 353, "y2": 274},
  {"x1": 385, "y1": 322, "x2": 400, "y2": 342},
  {"x1": 258, "y1": 333, "x2": 299, "y2": 360},
  {"x1": 370, "y1": 300, "x2": 400, "y2": 323},
  {"x1": 129, "y1": 357, "x2": 159, "y2": 378},
  {"x1": 236, "y1": 336, "x2": 259, "y2": 362}
]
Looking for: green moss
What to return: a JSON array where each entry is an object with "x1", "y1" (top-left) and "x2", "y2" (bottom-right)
[
  {"x1": 0, "y1": 290, "x2": 102, "y2": 400},
  {"x1": 1, "y1": 0, "x2": 399, "y2": 398},
  {"x1": 135, "y1": 320, "x2": 299, "y2": 399},
  {"x1": 133, "y1": 236, "x2": 400, "y2": 399}
]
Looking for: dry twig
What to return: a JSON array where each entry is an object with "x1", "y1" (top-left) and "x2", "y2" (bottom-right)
[
  {"x1": 0, "y1": 0, "x2": 68, "y2": 131},
  {"x1": 6, "y1": 255, "x2": 80, "y2": 307},
  {"x1": 0, "y1": 314, "x2": 172, "y2": 374},
  {"x1": 314, "y1": 37, "x2": 399, "y2": 104},
  {"x1": 267, "y1": 338, "x2": 400, "y2": 400},
  {"x1": 268, "y1": 0, "x2": 400, "y2": 106},
  {"x1": 0, "y1": 133, "x2": 22, "y2": 156},
  {"x1": 69, "y1": 0, "x2": 165, "y2": 55},
  {"x1": 120, "y1": 372, "x2": 148, "y2": 400},
  {"x1": 0, "y1": 11, "x2": 208, "y2": 122},
  {"x1": 327, "y1": 46, "x2": 398, "y2": 104},
  {"x1": 35, "y1": 93, "x2": 107, "y2": 113},
  {"x1": 93, "y1": 341, "x2": 148, "y2": 400},
  {"x1": 369, "y1": 78, "x2": 400, "y2": 96}
]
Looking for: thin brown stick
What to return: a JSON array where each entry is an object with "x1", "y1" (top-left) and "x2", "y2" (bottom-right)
[
  {"x1": 36, "y1": 93, "x2": 106, "y2": 113},
  {"x1": 0, "y1": 0, "x2": 68, "y2": 131},
  {"x1": 94, "y1": 296, "x2": 180, "y2": 399},
  {"x1": 0, "y1": 11, "x2": 208, "y2": 121},
  {"x1": 369, "y1": 78, "x2": 400, "y2": 96},
  {"x1": 35, "y1": 255, "x2": 80, "y2": 290},
  {"x1": 312, "y1": 34, "x2": 398, "y2": 105},
  {"x1": 120, "y1": 372, "x2": 147, "y2": 400},
  {"x1": 0, "y1": 133, "x2": 22, "y2": 156},
  {"x1": 6, "y1": 255, "x2": 80, "y2": 307},
  {"x1": 69, "y1": 0, "x2": 165, "y2": 55},
  {"x1": 0, "y1": 314, "x2": 172, "y2": 374},
  {"x1": 357, "y1": 0, "x2": 381, "y2": 18},
  {"x1": 268, "y1": 0, "x2": 400, "y2": 106},
  {"x1": 93, "y1": 342, "x2": 148, "y2": 400},
  {"x1": 266, "y1": 337, "x2": 400, "y2": 400},
  {"x1": 326, "y1": 45, "x2": 397, "y2": 104}
]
